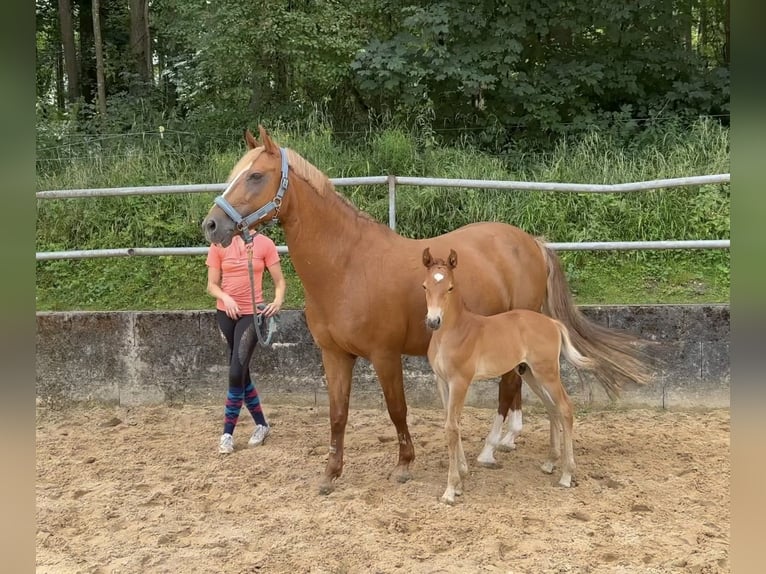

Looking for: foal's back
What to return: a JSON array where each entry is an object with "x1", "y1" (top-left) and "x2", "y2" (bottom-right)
[{"x1": 467, "y1": 308, "x2": 564, "y2": 379}]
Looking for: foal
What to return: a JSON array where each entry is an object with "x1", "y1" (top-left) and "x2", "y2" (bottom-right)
[{"x1": 422, "y1": 247, "x2": 595, "y2": 505}]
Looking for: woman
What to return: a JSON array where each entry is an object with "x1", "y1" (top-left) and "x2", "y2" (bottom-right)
[{"x1": 206, "y1": 232, "x2": 286, "y2": 454}]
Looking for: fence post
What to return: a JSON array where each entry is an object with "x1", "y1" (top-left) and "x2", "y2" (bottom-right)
[{"x1": 387, "y1": 175, "x2": 397, "y2": 231}]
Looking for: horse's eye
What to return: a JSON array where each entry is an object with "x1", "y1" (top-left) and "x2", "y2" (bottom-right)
[
  {"x1": 248, "y1": 172, "x2": 264, "y2": 182},
  {"x1": 447, "y1": 286, "x2": 453, "y2": 292},
  {"x1": 422, "y1": 284, "x2": 426, "y2": 290}
]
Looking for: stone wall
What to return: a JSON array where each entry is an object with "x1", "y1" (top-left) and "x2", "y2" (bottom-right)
[{"x1": 36, "y1": 305, "x2": 729, "y2": 409}]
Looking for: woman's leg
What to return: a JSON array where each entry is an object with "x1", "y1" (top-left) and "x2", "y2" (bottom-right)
[
  {"x1": 216, "y1": 311, "x2": 246, "y2": 441},
  {"x1": 233, "y1": 317, "x2": 269, "y2": 428}
]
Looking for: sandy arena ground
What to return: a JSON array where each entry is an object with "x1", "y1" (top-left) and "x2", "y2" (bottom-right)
[{"x1": 36, "y1": 402, "x2": 729, "y2": 573}]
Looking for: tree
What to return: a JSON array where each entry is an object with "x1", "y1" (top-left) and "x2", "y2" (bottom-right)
[
  {"x1": 129, "y1": 0, "x2": 152, "y2": 92},
  {"x1": 92, "y1": 0, "x2": 107, "y2": 117},
  {"x1": 57, "y1": 0, "x2": 79, "y2": 101}
]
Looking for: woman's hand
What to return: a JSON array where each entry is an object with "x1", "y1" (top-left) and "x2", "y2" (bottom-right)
[
  {"x1": 220, "y1": 294, "x2": 241, "y2": 319},
  {"x1": 260, "y1": 299, "x2": 283, "y2": 318}
]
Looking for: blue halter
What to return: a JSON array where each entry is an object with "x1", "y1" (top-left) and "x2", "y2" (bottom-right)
[{"x1": 213, "y1": 146, "x2": 289, "y2": 244}]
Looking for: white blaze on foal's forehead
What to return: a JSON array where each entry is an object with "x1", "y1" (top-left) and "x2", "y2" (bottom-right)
[{"x1": 433, "y1": 272, "x2": 445, "y2": 282}]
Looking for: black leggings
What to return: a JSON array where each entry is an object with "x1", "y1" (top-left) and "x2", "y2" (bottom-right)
[{"x1": 216, "y1": 310, "x2": 258, "y2": 388}]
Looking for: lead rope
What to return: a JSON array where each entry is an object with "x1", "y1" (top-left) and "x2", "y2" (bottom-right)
[{"x1": 245, "y1": 240, "x2": 278, "y2": 347}]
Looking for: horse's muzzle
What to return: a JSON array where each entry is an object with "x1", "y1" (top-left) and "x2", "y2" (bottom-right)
[
  {"x1": 426, "y1": 316, "x2": 442, "y2": 331},
  {"x1": 202, "y1": 212, "x2": 235, "y2": 247}
]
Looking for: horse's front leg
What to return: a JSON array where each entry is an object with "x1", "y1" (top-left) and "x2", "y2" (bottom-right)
[
  {"x1": 371, "y1": 354, "x2": 415, "y2": 483},
  {"x1": 318, "y1": 348, "x2": 357, "y2": 495}
]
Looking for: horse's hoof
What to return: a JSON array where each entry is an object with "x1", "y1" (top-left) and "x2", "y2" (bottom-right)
[
  {"x1": 477, "y1": 460, "x2": 501, "y2": 470},
  {"x1": 497, "y1": 443, "x2": 517, "y2": 452},
  {"x1": 558, "y1": 475, "x2": 576, "y2": 488},
  {"x1": 392, "y1": 467, "x2": 412, "y2": 484},
  {"x1": 540, "y1": 461, "x2": 555, "y2": 474},
  {"x1": 318, "y1": 480, "x2": 335, "y2": 495},
  {"x1": 440, "y1": 495, "x2": 456, "y2": 506}
]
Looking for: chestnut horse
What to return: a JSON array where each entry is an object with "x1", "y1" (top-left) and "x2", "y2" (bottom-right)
[
  {"x1": 202, "y1": 126, "x2": 648, "y2": 494},
  {"x1": 422, "y1": 247, "x2": 595, "y2": 504}
]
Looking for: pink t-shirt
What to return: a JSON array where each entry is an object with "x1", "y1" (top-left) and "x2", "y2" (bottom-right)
[{"x1": 206, "y1": 234, "x2": 280, "y2": 315}]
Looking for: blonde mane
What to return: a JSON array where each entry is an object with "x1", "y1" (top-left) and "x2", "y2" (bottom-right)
[
  {"x1": 226, "y1": 145, "x2": 379, "y2": 225},
  {"x1": 286, "y1": 148, "x2": 379, "y2": 224}
]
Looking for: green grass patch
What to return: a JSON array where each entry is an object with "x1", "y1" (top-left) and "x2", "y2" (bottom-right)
[{"x1": 36, "y1": 118, "x2": 729, "y2": 311}]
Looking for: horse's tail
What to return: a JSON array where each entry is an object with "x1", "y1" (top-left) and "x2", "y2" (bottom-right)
[
  {"x1": 554, "y1": 320, "x2": 596, "y2": 371},
  {"x1": 537, "y1": 239, "x2": 651, "y2": 400}
]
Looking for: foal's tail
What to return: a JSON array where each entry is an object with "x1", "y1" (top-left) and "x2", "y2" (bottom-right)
[
  {"x1": 538, "y1": 239, "x2": 651, "y2": 400},
  {"x1": 554, "y1": 320, "x2": 596, "y2": 371}
]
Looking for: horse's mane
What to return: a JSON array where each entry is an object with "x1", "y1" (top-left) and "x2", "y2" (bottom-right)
[
  {"x1": 286, "y1": 148, "x2": 379, "y2": 224},
  {"x1": 226, "y1": 145, "x2": 380, "y2": 225}
]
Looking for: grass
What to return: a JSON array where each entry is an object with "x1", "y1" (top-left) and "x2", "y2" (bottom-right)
[{"x1": 35, "y1": 118, "x2": 730, "y2": 311}]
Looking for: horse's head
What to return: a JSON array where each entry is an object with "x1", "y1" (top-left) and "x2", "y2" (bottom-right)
[
  {"x1": 202, "y1": 126, "x2": 289, "y2": 247},
  {"x1": 421, "y1": 247, "x2": 458, "y2": 331}
]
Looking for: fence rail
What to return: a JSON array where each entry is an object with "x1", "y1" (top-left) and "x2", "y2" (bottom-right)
[{"x1": 36, "y1": 173, "x2": 730, "y2": 260}]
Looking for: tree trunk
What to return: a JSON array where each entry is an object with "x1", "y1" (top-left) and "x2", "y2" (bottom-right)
[
  {"x1": 77, "y1": 0, "x2": 96, "y2": 104},
  {"x1": 698, "y1": 0, "x2": 708, "y2": 57},
  {"x1": 55, "y1": 40, "x2": 66, "y2": 111},
  {"x1": 684, "y1": 0, "x2": 693, "y2": 53},
  {"x1": 129, "y1": 0, "x2": 153, "y2": 91},
  {"x1": 57, "y1": 0, "x2": 79, "y2": 101},
  {"x1": 723, "y1": 0, "x2": 730, "y2": 66},
  {"x1": 92, "y1": 0, "x2": 107, "y2": 118}
]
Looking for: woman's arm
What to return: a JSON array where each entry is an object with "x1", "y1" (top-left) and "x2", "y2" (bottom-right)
[
  {"x1": 207, "y1": 266, "x2": 241, "y2": 319},
  {"x1": 261, "y1": 261, "x2": 286, "y2": 317}
]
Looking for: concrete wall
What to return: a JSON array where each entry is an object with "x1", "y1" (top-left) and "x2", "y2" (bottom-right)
[{"x1": 36, "y1": 305, "x2": 729, "y2": 409}]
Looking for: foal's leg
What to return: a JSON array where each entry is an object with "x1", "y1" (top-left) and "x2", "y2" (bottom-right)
[
  {"x1": 441, "y1": 378, "x2": 470, "y2": 505},
  {"x1": 435, "y1": 374, "x2": 449, "y2": 411},
  {"x1": 478, "y1": 371, "x2": 523, "y2": 467},
  {"x1": 439, "y1": 375, "x2": 468, "y2": 478},
  {"x1": 521, "y1": 368, "x2": 562, "y2": 477},
  {"x1": 371, "y1": 354, "x2": 416, "y2": 483},
  {"x1": 318, "y1": 348, "x2": 357, "y2": 495},
  {"x1": 546, "y1": 377, "x2": 576, "y2": 488}
]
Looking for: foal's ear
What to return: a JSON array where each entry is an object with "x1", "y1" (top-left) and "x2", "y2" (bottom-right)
[
  {"x1": 422, "y1": 247, "x2": 433, "y2": 268},
  {"x1": 448, "y1": 249, "x2": 458, "y2": 269},
  {"x1": 243, "y1": 129, "x2": 260, "y2": 150},
  {"x1": 258, "y1": 125, "x2": 280, "y2": 155}
]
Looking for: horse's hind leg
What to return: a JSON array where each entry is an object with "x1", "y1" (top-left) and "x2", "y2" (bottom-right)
[
  {"x1": 478, "y1": 371, "x2": 522, "y2": 467},
  {"x1": 371, "y1": 354, "x2": 415, "y2": 484},
  {"x1": 498, "y1": 371, "x2": 523, "y2": 451},
  {"x1": 318, "y1": 348, "x2": 357, "y2": 495}
]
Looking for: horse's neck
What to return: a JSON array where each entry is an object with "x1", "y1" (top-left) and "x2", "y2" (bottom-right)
[
  {"x1": 280, "y1": 176, "x2": 396, "y2": 267},
  {"x1": 442, "y1": 290, "x2": 473, "y2": 332}
]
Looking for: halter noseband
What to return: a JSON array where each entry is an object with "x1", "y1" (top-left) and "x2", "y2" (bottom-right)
[{"x1": 213, "y1": 146, "x2": 289, "y2": 243}]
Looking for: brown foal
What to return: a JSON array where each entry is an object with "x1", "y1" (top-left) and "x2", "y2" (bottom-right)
[{"x1": 422, "y1": 247, "x2": 595, "y2": 505}]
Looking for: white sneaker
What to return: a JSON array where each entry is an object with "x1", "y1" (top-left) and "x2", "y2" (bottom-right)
[
  {"x1": 219, "y1": 433, "x2": 234, "y2": 454},
  {"x1": 248, "y1": 424, "x2": 270, "y2": 447}
]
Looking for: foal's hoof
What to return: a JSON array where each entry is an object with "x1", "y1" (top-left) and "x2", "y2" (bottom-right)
[
  {"x1": 540, "y1": 461, "x2": 556, "y2": 474},
  {"x1": 497, "y1": 443, "x2": 517, "y2": 452},
  {"x1": 440, "y1": 494, "x2": 456, "y2": 506},
  {"x1": 477, "y1": 460, "x2": 501, "y2": 470}
]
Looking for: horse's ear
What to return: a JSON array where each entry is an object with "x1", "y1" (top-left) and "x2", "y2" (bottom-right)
[
  {"x1": 258, "y1": 125, "x2": 280, "y2": 155},
  {"x1": 243, "y1": 129, "x2": 260, "y2": 150},
  {"x1": 422, "y1": 247, "x2": 433, "y2": 268},
  {"x1": 448, "y1": 249, "x2": 458, "y2": 269}
]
